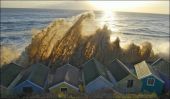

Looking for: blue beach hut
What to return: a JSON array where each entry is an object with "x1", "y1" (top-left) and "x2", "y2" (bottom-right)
[
  {"x1": 82, "y1": 58, "x2": 113, "y2": 94},
  {"x1": 14, "y1": 63, "x2": 49, "y2": 95},
  {"x1": 0, "y1": 63, "x2": 23, "y2": 96},
  {"x1": 151, "y1": 58, "x2": 170, "y2": 92},
  {"x1": 135, "y1": 61, "x2": 164, "y2": 95}
]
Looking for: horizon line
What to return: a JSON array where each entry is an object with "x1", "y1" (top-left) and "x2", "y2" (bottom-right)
[{"x1": 1, "y1": 7, "x2": 169, "y2": 15}]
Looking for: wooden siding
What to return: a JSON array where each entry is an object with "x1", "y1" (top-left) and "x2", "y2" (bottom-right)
[
  {"x1": 114, "y1": 74, "x2": 142, "y2": 93},
  {"x1": 141, "y1": 75, "x2": 164, "y2": 95},
  {"x1": 49, "y1": 82, "x2": 78, "y2": 94},
  {"x1": 14, "y1": 80, "x2": 44, "y2": 94},
  {"x1": 85, "y1": 76, "x2": 113, "y2": 94},
  {"x1": 158, "y1": 72, "x2": 170, "y2": 91}
]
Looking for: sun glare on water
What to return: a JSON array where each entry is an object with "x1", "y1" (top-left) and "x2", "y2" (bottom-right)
[
  {"x1": 101, "y1": 11, "x2": 124, "y2": 42},
  {"x1": 100, "y1": 11, "x2": 118, "y2": 32},
  {"x1": 89, "y1": 1, "x2": 121, "y2": 42},
  {"x1": 89, "y1": 1, "x2": 149, "y2": 42},
  {"x1": 89, "y1": 1, "x2": 149, "y2": 31}
]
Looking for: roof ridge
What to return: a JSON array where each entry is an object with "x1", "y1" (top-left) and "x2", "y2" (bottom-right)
[
  {"x1": 57, "y1": 63, "x2": 79, "y2": 72},
  {"x1": 109, "y1": 58, "x2": 119, "y2": 64},
  {"x1": 107, "y1": 58, "x2": 130, "y2": 81},
  {"x1": 39, "y1": 63, "x2": 49, "y2": 69},
  {"x1": 81, "y1": 57, "x2": 96, "y2": 67},
  {"x1": 138, "y1": 61, "x2": 152, "y2": 74},
  {"x1": 54, "y1": 64, "x2": 69, "y2": 82},
  {"x1": 57, "y1": 64, "x2": 69, "y2": 70},
  {"x1": 151, "y1": 58, "x2": 162, "y2": 66},
  {"x1": 64, "y1": 70, "x2": 69, "y2": 81},
  {"x1": 152, "y1": 58, "x2": 169, "y2": 66},
  {"x1": 27, "y1": 63, "x2": 48, "y2": 80},
  {"x1": 66, "y1": 63, "x2": 79, "y2": 71},
  {"x1": 27, "y1": 64, "x2": 39, "y2": 80},
  {"x1": 144, "y1": 61, "x2": 152, "y2": 74},
  {"x1": 82, "y1": 58, "x2": 108, "y2": 85},
  {"x1": 93, "y1": 59, "x2": 103, "y2": 74},
  {"x1": 94, "y1": 60, "x2": 111, "y2": 82},
  {"x1": 109, "y1": 58, "x2": 131, "y2": 74},
  {"x1": 116, "y1": 59, "x2": 131, "y2": 73},
  {"x1": 135, "y1": 61, "x2": 153, "y2": 79},
  {"x1": 6, "y1": 62, "x2": 24, "y2": 69},
  {"x1": 65, "y1": 64, "x2": 72, "y2": 81},
  {"x1": 81, "y1": 58, "x2": 102, "y2": 76},
  {"x1": 147, "y1": 63, "x2": 162, "y2": 79},
  {"x1": 56, "y1": 64, "x2": 79, "y2": 82}
]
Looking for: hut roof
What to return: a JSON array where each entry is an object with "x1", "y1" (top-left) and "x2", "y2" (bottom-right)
[
  {"x1": 135, "y1": 61, "x2": 164, "y2": 82},
  {"x1": 107, "y1": 59, "x2": 130, "y2": 82},
  {"x1": 151, "y1": 58, "x2": 170, "y2": 78},
  {"x1": 82, "y1": 58, "x2": 110, "y2": 85},
  {"x1": 16, "y1": 63, "x2": 49, "y2": 88},
  {"x1": 50, "y1": 64, "x2": 80, "y2": 88},
  {"x1": 0, "y1": 63, "x2": 23, "y2": 87}
]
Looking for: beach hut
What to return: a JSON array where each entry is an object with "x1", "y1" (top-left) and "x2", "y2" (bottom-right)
[
  {"x1": 135, "y1": 61, "x2": 164, "y2": 95},
  {"x1": 106, "y1": 59, "x2": 141, "y2": 93},
  {"x1": 48, "y1": 64, "x2": 80, "y2": 94},
  {"x1": 82, "y1": 58, "x2": 113, "y2": 94},
  {"x1": 151, "y1": 58, "x2": 170, "y2": 92},
  {"x1": 14, "y1": 63, "x2": 49, "y2": 95},
  {"x1": 0, "y1": 63, "x2": 23, "y2": 96}
]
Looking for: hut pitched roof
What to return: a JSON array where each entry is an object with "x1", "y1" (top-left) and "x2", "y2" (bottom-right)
[
  {"x1": 82, "y1": 58, "x2": 110, "y2": 85},
  {"x1": 151, "y1": 58, "x2": 170, "y2": 78},
  {"x1": 107, "y1": 59, "x2": 130, "y2": 82},
  {"x1": 135, "y1": 61, "x2": 164, "y2": 82},
  {"x1": 50, "y1": 64, "x2": 80, "y2": 88},
  {"x1": 16, "y1": 63, "x2": 49, "y2": 88},
  {"x1": 0, "y1": 63, "x2": 23, "y2": 87}
]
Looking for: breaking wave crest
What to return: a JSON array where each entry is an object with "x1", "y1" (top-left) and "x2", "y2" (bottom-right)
[
  {"x1": 1, "y1": 12, "x2": 169, "y2": 67},
  {"x1": 0, "y1": 45, "x2": 19, "y2": 67}
]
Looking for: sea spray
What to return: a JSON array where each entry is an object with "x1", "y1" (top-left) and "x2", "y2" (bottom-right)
[
  {"x1": 154, "y1": 42, "x2": 170, "y2": 60},
  {"x1": 1, "y1": 12, "x2": 166, "y2": 67},
  {"x1": 18, "y1": 12, "x2": 157, "y2": 68},
  {"x1": 0, "y1": 45, "x2": 19, "y2": 67}
]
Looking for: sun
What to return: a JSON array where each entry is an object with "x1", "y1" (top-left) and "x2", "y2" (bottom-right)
[
  {"x1": 88, "y1": 1, "x2": 149, "y2": 42},
  {"x1": 88, "y1": 1, "x2": 149, "y2": 32}
]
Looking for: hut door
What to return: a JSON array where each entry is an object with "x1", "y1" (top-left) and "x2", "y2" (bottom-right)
[
  {"x1": 61, "y1": 87, "x2": 67, "y2": 93},
  {"x1": 127, "y1": 80, "x2": 133, "y2": 88}
]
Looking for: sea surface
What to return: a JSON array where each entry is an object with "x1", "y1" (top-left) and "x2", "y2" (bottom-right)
[{"x1": 1, "y1": 8, "x2": 169, "y2": 53}]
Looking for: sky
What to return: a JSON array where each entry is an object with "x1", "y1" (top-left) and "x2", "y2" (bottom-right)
[{"x1": 1, "y1": 0, "x2": 169, "y2": 14}]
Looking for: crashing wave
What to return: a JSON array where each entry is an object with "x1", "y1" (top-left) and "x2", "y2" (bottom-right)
[
  {"x1": 1, "y1": 12, "x2": 161, "y2": 68},
  {"x1": 16, "y1": 12, "x2": 158, "y2": 68},
  {"x1": 0, "y1": 45, "x2": 19, "y2": 67}
]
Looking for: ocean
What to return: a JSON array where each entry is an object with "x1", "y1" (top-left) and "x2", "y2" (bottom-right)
[{"x1": 1, "y1": 8, "x2": 169, "y2": 53}]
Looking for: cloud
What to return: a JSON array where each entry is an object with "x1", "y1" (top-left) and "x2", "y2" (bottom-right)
[{"x1": 1, "y1": 1, "x2": 93, "y2": 10}]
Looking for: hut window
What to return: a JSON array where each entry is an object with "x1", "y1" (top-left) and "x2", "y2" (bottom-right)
[
  {"x1": 23, "y1": 87, "x2": 33, "y2": 93},
  {"x1": 61, "y1": 87, "x2": 67, "y2": 93},
  {"x1": 147, "y1": 78, "x2": 155, "y2": 86},
  {"x1": 127, "y1": 80, "x2": 133, "y2": 88}
]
